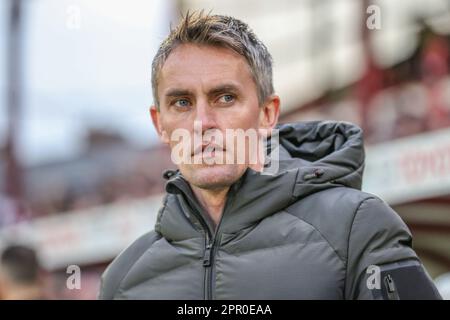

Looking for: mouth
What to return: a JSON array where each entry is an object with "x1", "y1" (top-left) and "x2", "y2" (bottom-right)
[{"x1": 192, "y1": 144, "x2": 225, "y2": 157}]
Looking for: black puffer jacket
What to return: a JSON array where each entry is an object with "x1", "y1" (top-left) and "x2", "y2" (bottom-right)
[{"x1": 99, "y1": 121, "x2": 442, "y2": 299}]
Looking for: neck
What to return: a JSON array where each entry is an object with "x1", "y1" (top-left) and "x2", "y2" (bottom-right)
[
  {"x1": 189, "y1": 162, "x2": 264, "y2": 228},
  {"x1": 191, "y1": 185, "x2": 229, "y2": 228}
]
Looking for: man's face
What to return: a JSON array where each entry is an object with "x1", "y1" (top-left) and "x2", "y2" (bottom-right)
[{"x1": 151, "y1": 43, "x2": 278, "y2": 190}]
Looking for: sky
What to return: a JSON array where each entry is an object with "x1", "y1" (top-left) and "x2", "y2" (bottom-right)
[{"x1": 0, "y1": 0, "x2": 175, "y2": 166}]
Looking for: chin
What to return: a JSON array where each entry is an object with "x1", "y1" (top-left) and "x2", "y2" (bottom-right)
[{"x1": 182, "y1": 164, "x2": 246, "y2": 190}]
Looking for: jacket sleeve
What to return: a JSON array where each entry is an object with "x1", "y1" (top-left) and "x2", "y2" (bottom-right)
[
  {"x1": 98, "y1": 230, "x2": 161, "y2": 300},
  {"x1": 345, "y1": 197, "x2": 442, "y2": 300}
]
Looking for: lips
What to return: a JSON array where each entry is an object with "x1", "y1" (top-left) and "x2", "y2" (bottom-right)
[{"x1": 192, "y1": 143, "x2": 225, "y2": 157}]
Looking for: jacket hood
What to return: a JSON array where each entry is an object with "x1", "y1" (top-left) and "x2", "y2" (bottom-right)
[
  {"x1": 157, "y1": 121, "x2": 365, "y2": 236},
  {"x1": 276, "y1": 121, "x2": 365, "y2": 190}
]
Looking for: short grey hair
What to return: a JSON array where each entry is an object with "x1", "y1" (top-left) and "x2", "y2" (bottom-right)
[{"x1": 151, "y1": 11, "x2": 274, "y2": 108}]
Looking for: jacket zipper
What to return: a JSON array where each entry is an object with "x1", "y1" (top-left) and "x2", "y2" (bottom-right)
[
  {"x1": 203, "y1": 221, "x2": 221, "y2": 299},
  {"x1": 202, "y1": 218, "x2": 222, "y2": 300},
  {"x1": 203, "y1": 233, "x2": 212, "y2": 299},
  {"x1": 173, "y1": 178, "x2": 215, "y2": 299},
  {"x1": 188, "y1": 207, "x2": 213, "y2": 300},
  {"x1": 182, "y1": 202, "x2": 213, "y2": 300},
  {"x1": 202, "y1": 190, "x2": 236, "y2": 300},
  {"x1": 173, "y1": 176, "x2": 237, "y2": 300}
]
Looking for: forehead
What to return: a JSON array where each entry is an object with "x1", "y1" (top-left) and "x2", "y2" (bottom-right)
[{"x1": 158, "y1": 44, "x2": 255, "y2": 93}]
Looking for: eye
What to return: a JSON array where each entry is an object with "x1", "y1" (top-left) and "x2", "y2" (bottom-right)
[
  {"x1": 173, "y1": 98, "x2": 191, "y2": 109},
  {"x1": 217, "y1": 94, "x2": 235, "y2": 104}
]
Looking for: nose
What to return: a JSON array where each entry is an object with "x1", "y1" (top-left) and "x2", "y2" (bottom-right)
[{"x1": 194, "y1": 99, "x2": 217, "y2": 134}]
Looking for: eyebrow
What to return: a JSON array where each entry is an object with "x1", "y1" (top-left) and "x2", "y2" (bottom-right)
[
  {"x1": 165, "y1": 89, "x2": 194, "y2": 98},
  {"x1": 207, "y1": 84, "x2": 240, "y2": 97},
  {"x1": 164, "y1": 83, "x2": 241, "y2": 100}
]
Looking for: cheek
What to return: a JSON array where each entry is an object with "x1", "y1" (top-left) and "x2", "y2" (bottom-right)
[
  {"x1": 161, "y1": 121, "x2": 193, "y2": 151},
  {"x1": 223, "y1": 101, "x2": 261, "y2": 127},
  {"x1": 158, "y1": 117, "x2": 177, "y2": 144},
  {"x1": 232, "y1": 107, "x2": 261, "y2": 129}
]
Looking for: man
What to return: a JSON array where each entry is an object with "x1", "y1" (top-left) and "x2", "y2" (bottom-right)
[
  {"x1": 0, "y1": 245, "x2": 45, "y2": 300},
  {"x1": 99, "y1": 11, "x2": 442, "y2": 299}
]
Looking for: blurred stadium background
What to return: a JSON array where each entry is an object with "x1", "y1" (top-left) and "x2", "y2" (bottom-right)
[{"x1": 0, "y1": 0, "x2": 449, "y2": 299}]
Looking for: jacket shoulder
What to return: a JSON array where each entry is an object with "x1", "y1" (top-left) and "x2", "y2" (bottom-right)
[
  {"x1": 283, "y1": 187, "x2": 407, "y2": 262},
  {"x1": 284, "y1": 187, "x2": 436, "y2": 299},
  {"x1": 98, "y1": 230, "x2": 161, "y2": 299}
]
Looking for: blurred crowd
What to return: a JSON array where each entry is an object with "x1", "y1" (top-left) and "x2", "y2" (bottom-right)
[
  {"x1": 0, "y1": 243, "x2": 102, "y2": 299},
  {"x1": 0, "y1": 130, "x2": 172, "y2": 227},
  {"x1": 283, "y1": 28, "x2": 450, "y2": 145},
  {"x1": 0, "y1": 244, "x2": 46, "y2": 299}
]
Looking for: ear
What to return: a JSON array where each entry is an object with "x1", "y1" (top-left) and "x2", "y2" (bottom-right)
[
  {"x1": 150, "y1": 105, "x2": 170, "y2": 144},
  {"x1": 258, "y1": 94, "x2": 280, "y2": 137}
]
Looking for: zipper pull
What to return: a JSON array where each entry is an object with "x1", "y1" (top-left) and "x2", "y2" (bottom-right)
[
  {"x1": 203, "y1": 243, "x2": 212, "y2": 267},
  {"x1": 384, "y1": 274, "x2": 400, "y2": 300}
]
